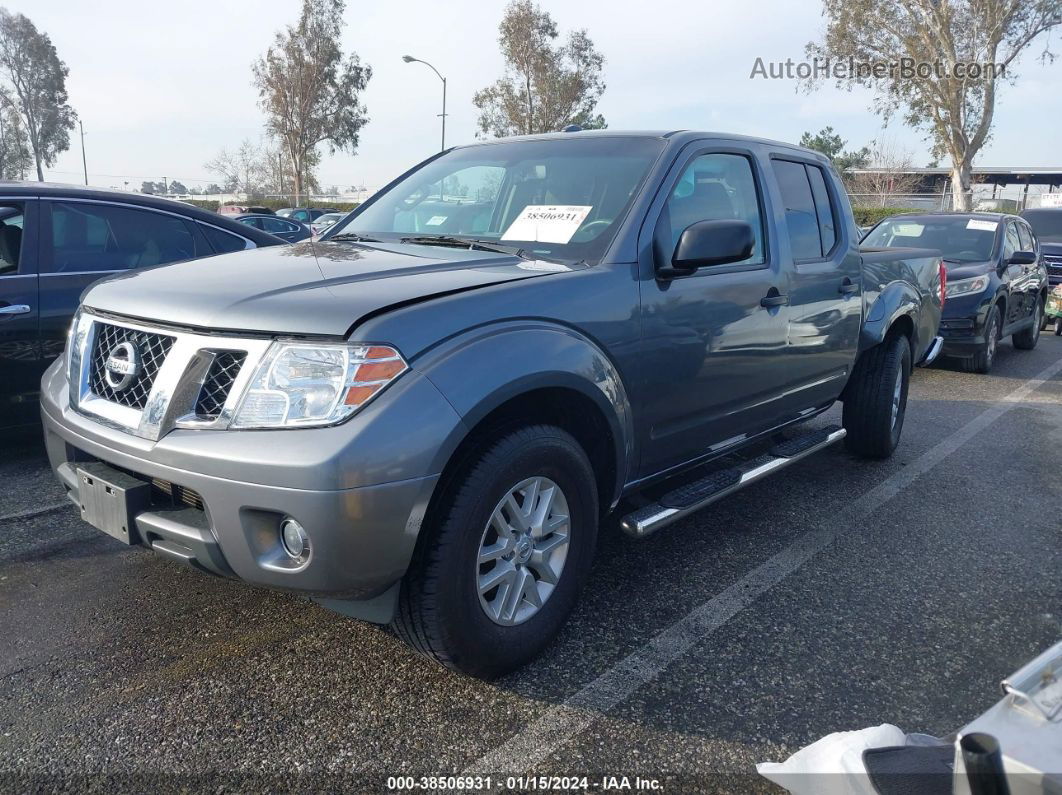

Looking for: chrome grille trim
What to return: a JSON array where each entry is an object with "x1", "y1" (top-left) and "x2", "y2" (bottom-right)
[{"x1": 69, "y1": 311, "x2": 273, "y2": 441}]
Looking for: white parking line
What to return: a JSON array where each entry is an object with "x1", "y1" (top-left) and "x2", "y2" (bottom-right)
[{"x1": 464, "y1": 357, "x2": 1062, "y2": 779}]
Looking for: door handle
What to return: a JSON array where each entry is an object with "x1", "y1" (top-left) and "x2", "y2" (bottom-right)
[
  {"x1": 760, "y1": 293, "x2": 788, "y2": 308},
  {"x1": 839, "y1": 281, "x2": 859, "y2": 295},
  {"x1": 0, "y1": 304, "x2": 31, "y2": 316}
]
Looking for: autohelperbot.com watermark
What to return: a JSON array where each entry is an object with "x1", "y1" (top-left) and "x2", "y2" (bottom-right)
[{"x1": 750, "y1": 55, "x2": 1006, "y2": 81}]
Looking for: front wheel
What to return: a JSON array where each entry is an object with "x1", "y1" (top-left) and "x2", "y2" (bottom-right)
[
  {"x1": 393, "y1": 424, "x2": 598, "y2": 679},
  {"x1": 1013, "y1": 298, "x2": 1043, "y2": 350},
  {"x1": 962, "y1": 305, "x2": 1001, "y2": 374},
  {"x1": 842, "y1": 333, "x2": 911, "y2": 459}
]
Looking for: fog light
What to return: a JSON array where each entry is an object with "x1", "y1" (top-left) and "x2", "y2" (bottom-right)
[{"x1": 280, "y1": 518, "x2": 309, "y2": 559}]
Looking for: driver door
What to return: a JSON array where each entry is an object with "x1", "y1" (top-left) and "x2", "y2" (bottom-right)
[{"x1": 635, "y1": 146, "x2": 792, "y2": 477}]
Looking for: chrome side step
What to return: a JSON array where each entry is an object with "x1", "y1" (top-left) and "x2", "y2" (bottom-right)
[{"x1": 620, "y1": 426, "x2": 846, "y2": 538}]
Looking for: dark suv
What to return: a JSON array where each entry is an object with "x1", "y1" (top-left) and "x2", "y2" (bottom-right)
[
  {"x1": 863, "y1": 212, "x2": 1047, "y2": 373},
  {"x1": 1021, "y1": 207, "x2": 1062, "y2": 286},
  {"x1": 0, "y1": 184, "x2": 283, "y2": 428}
]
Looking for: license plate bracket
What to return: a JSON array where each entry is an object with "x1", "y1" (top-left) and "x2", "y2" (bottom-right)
[{"x1": 76, "y1": 462, "x2": 152, "y2": 545}]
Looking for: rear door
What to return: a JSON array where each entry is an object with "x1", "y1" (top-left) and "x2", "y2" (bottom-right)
[
  {"x1": 0, "y1": 198, "x2": 40, "y2": 426},
  {"x1": 636, "y1": 145, "x2": 792, "y2": 476},
  {"x1": 768, "y1": 156, "x2": 862, "y2": 407},
  {"x1": 38, "y1": 199, "x2": 200, "y2": 370}
]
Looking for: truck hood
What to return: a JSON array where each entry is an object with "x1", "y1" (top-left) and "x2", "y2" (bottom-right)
[
  {"x1": 1041, "y1": 241, "x2": 1062, "y2": 257},
  {"x1": 82, "y1": 240, "x2": 579, "y2": 336}
]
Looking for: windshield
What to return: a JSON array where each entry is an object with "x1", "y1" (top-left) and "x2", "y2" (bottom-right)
[
  {"x1": 1022, "y1": 209, "x2": 1062, "y2": 243},
  {"x1": 862, "y1": 215, "x2": 999, "y2": 262},
  {"x1": 325, "y1": 136, "x2": 665, "y2": 263}
]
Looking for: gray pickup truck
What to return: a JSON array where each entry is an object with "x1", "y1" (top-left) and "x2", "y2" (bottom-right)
[{"x1": 41, "y1": 131, "x2": 943, "y2": 678}]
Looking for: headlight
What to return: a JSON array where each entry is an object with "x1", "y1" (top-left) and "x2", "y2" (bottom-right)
[
  {"x1": 230, "y1": 342, "x2": 407, "y2": 429},
  {"x1": 945, "y1": 274, "x2": 990, "y2": 298}
]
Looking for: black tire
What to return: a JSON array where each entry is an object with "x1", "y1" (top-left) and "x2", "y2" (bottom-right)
[
  {"x1": 392, "y1": 424, "x2": 598, "y2": 679},
  {"x1": 842, "y1": 333, "x2": 911, "y2": 459},
  {"x1": 1055, "y1": 318, "x2": 1062, "y2": 336},
  {"x1": 961, "y1": 305, "x2": 1001, "y2": 374},
  {"x1": 1013, "y1": 297, "x2": 1043, "y2": 350}
]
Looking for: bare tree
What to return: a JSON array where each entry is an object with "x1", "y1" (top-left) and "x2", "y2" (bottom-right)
[
  {"x1": 252, "y1": 0, "x2": 371, "y2": 203},
  {"x1": 847, "y1": 138, "x2": 923, "y2": 206},
  {"x1": 806, "y1": 0, "x2": 1061, "y2": 210},
  {"x1": 0, "y1": 9, "x2": 76, "y2": 181},
  {"x1": 205, "y1": 140, "x2": 271, "y2": 196},
  {"x1": 473, "y1": 0, "x2": 606, "y2": 137}
]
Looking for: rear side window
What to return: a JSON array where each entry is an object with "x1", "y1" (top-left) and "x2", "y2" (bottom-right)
[
  {"x1": 805, "y1": 166, "x2": 837, "y2": 255},
  {"x1": 45, "y1": 201, "x2": 196, "y2": 273},
  {"x1": 772, "y1": 160, "x2": 822, "y2": 260},
  {"x1": 200, "y1": 224, "x2": 248, "y2": 253},
  {"x1": 0, "y1": 203, "x2": 24, "y2": 276}
]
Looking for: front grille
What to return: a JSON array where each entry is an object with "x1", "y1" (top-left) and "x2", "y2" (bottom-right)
[
  {"x1": 151, "y1": 477, "x2": 205, "y2": 511},
  {"x1": 1045, "y1": 255, "x2": 1062, "y2": 272},
  {"x1": 88, "y1": 323, "x2": 175, "y2": 409},
  {"x1": 194, "y1": 351, "x2": 246, "y2": 419}
]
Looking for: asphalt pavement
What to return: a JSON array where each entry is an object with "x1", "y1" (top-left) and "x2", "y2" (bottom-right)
[{"x1": 2, "y1": 335, "x2": 1061, "y2": 793}]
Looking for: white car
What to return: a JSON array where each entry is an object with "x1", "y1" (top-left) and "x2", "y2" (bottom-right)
[{"x1": 311, "y1": 212, "x2": 344, "y2": 236}]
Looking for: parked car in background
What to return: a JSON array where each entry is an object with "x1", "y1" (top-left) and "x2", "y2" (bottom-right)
[
  {"x1": 233, "y1": 213, "x2": 311, "y2": 244},
  {"x1": 311, "y1": 212, "x2": 344, "y2": 236},
  {"x1": 1020, "y1": 207, "x2": 1062, "y2": 286},
  {"x1": 0, "y1": 183, "x2": 284, "y2": 429},
  {"x1": 277, "y1": 207, "x2": 338, "y2": 224},
  {"x1": 862, "y1": 212, "x2": 1047, "y2": 373},
  {"x1": 41, "y1": 131, "x2": 942, "y2": 677},
  {"x1": 218, "y1": 204, "x2": 274, "y2": 216}
]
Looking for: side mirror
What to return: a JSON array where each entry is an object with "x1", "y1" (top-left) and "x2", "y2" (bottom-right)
[
  {"x1": 1007, "y1": 250, "x2": 1036, "y2": 266},
  {"x1": 660, "y1": 219, "x2": 754, "y2": 278}
]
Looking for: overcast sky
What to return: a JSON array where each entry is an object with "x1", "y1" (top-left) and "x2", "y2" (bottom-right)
[{"x1": 11, "y1": 0, "x2": 1062, "y2": 194}]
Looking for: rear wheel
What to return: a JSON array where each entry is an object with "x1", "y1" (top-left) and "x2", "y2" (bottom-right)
[
  {"x1": 962, "y1": 305, "x2": 1001, "y2": 374},
  {"x1": 1013, "y1": 298, "x2": 1043, "y2": 350},
  {"x1": 393, "y1": 424, "x2": 598, "y2": 678},
  {"x1": 1055, "y1": 318, "x2": 1062, "y2": 336},
  {"x1": 842, "y1": 332, "x2": 911, "y2": 459}
]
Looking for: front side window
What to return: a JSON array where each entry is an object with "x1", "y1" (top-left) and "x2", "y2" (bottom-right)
[
  {"x1": 46, "y1": 201, "x2": 196, "y2": 273},
  {"x1": 660, "y1": 153, "x2": 765, "y2": 266},
  {"x1": 1003, "y1": 222, "x2": 1021, "y2": 261},
  {"x1": 0, "y1": 204, "x2": 24, "y2": 276},
  {"x1": 327, "y1": 136, "x2": 665, "y2": 264},
  {"x1": 262, "y1": 217, "x2": 298, "y2": 234},
  {"x1": 1016, "y1": 222, "x2": 1034, "y2": 253}
]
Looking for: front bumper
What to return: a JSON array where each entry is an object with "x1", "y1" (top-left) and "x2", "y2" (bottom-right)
[{"x1": 41, "y1": 357, "x2": 462, "y2": 601}]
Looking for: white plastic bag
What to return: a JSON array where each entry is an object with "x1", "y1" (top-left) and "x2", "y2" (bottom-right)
[{"x1": 756, "y1": 723, "x2": 906, "y2": 795}]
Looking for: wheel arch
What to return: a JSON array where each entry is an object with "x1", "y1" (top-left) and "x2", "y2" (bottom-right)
[{"x1": 416, "y1": 321, "x2": 635, "y2": 513}]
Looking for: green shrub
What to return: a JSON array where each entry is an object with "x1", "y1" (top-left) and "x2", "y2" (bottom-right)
[
  {"x1": 852, "y1": 206, "x2": 922, "y2": 226},
  {"x1": 181, "y1": 198, "x2": 361, "y2": 214}
]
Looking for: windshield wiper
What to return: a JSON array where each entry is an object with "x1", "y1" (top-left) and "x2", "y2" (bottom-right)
[
  {"x1": 328, "y1": 233, "x2": 382, "y2": 243},
  {"x1": 400, "y1": 235, "x2": 530, "y2": 259}
]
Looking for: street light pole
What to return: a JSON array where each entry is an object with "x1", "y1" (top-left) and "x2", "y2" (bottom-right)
[
  {"x1": 79, "y1": 120, "x2": 88, "y2": 185},
  {"x1": 402, "y1": 55, "x2": 447, "y2": 151}
]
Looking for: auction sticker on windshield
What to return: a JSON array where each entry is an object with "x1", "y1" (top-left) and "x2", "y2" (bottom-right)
[
  {"x1": 502, "y1": 205, "x2": 592, "y2": 244},
  {"x1": 967, "y1": 219, "x2": 998, "y2": 232}
]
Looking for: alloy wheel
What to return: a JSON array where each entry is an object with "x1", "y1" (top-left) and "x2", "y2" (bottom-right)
[{"x1": 476, "y1": 476, "x2": 571, "y2": 626}]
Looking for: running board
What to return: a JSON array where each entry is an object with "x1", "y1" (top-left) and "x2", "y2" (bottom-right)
[{"x1": 620, "y1": 425, "x2": 846, "y2": 538}]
